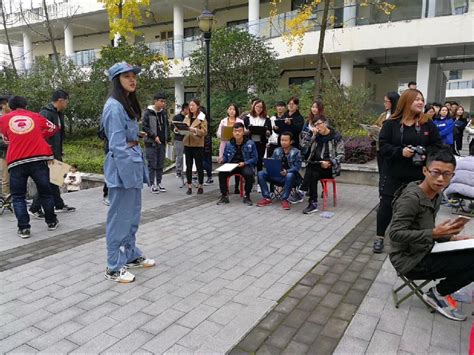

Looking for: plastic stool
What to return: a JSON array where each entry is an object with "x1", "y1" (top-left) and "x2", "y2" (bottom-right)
[
  {"x1": 320, "y1": 178, "x2": 337, "y2": 210},
  {"x1": 226, "y1": 174, "x2": 244, "y2": 197}
]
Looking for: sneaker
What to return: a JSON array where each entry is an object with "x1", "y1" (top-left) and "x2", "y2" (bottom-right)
[
  {"x1": 243, "y1": 195, "x2": 253, "y2": 206},
  {"x1": 102, "y1": 198, "x2": 110, "y2": 206},
  {"x1": 28, "y1": 209, "x2": 45, "y2": 219},
  {"x1": 288, "y1": 191, "x2": 304, "y2": 204},
  {"x1": 104, "y1": 267, "x2": 135, "y2": 283},
  {"x1": 257, "y1": 185, "x2": 261, "y2": 193},
  {"x1": 186, "y1": 188, "x2": 192, "y2": 195},
  {"x1": 281, "y1": 200, "x2": 290, "y2": 210},
  {"x1": 204, "y1": 178, "x2": 214, "y2": 186},
  {"x1": 176, "y1": 173, "x2": 182, "y2": 178},
  {"x1": 125, "y1": 256, "x2": 155, "y2": 269},
  {"x1": 158, "y1": 184, "x2": 166, "y2": 192},
  {"x1": 197, "y1": 187, "x2": 204, "y2": 195},
  {"x1": 257, "y1": 198, "x2": 272, "y2": 207},
  {"x1": 150, "y1": 185, "x2": 160, "y2": 194},
  {"x1": 55, "y1": 205, "x2": 76, "y2": 213},
  {"x1": 217, "y1": 194, "x2": 230, "y2": 205},
  {"x1": 373, "y1": 238, "x2": 384, "y2": 253},
  {"x1": 303, "y1": 201, "x2": 318, "y2": 214},
  {"x1": 17, "y1": 228, "x2": 31, "y2": 239},
  {"x1": 47, "y1": 220, "x2": 59, "y2": 231},
  {"x1": 423, "y1": 287, "x2": 466, "y2": 321}
]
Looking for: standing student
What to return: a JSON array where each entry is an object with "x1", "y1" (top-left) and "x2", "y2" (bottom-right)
[
  {"x1": 433, "y1": 106, "x2": 455, "y2": 152},
  {"x1": 453, "y1": 106, "x2": 467, "y2": 155},
  {"x1": 183, "y1": 98, "x2": 208, "y2": 195},
  {"x1": 268, "y1": 101, "x2": 286, "y2": 158},
  {"x1": 143, "y1": 92, "x2": 169, "y2": 193},
  {"x1": 101, "y1": 62, "x2": 155, "y2": 283},
  {"x1": 282, "y1": 96, "x2": 305, "y2": 149},
  {"x1": 0, "y1": 96, "x2": 59, "y2": 238},
  {"x1": 373, "y1": 89, "x2": 443, "y2": 254},
  {"x1": 30, "y1": 90, "x2": 75, "y2": 216},
  {"x1": 243, "y1": 99, "x2": 272, "y2": 172},
  {"x1": 0, "y1": 95, "x2": 11, "y2": 199},
  {"x1": 171, "y1": 103, "x2": 189, "y2": 178}
]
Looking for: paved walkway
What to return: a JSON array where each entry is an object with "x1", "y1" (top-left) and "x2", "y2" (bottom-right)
[{"x1": 0, "y1": 174, "x2": 379, "y2": 354}]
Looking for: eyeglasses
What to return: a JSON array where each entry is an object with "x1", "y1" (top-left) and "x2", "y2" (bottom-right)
[{"x1": 426, "y1": 168, "x2": 455, "y2": 179}]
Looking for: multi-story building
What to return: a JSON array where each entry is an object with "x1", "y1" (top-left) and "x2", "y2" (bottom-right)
[{"x1": 0, "y1": 0, "x2": 473, "y2": 111}]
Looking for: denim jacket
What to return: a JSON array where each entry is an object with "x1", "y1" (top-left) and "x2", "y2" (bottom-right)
[
  {"x1": 101, "y1": 97, "x2": 149, "y2": 189},
  {"x1": 223, "y1": 137, "x2": 258, "y2": 168},
  {"x1": 271, "y1": 146, "x2": 302, "y2": 174}
]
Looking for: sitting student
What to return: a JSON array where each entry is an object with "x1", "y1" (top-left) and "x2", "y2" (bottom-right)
[
  {"x1": 217, "y1": 122, "x2": 257, "y2": 206},
  {"x1": 64, "y1": 164, "x2": 82, "y2": 192},
  {"x1": 302, "y1": 117, "x2": 344, "y2": 214},
  {"x1": 256, "y1": 131, "x2": 302, "y2": 210},
  {"x1": 387, "y1": 148, "x2": 473, "y2": 321}
]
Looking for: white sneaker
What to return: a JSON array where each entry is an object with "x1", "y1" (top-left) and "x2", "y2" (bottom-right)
[
  {"x1": 102, "y1": 198, "x2": 110, "y2": 206},
  {"x1": 125, "y1": 256, "x2": 156, "y2": 269},
  {"x1": 257, "y1": 185, "x2": 261, "y2": 193},
  {"x1": 158, "y1": 184, "x2": 166, "y2": 192},
  {"x1": 150, "y1": 185, "x2": 160, "y2": 194},
  {"x1": 104, "y1": 267, "x2": 135, "y2": 283}
]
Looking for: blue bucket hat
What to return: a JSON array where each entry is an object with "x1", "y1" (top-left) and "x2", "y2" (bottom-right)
[{"x1": 108, "y1": 62, "x2": 141, "y2": 81}]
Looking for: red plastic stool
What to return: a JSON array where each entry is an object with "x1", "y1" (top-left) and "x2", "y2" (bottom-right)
[
  {"x1": 226, "y1": 174, "x2": 244, "y2": 197},
  {"x1": 320, "y1": 178, "x2": 337, "y2": 210}
]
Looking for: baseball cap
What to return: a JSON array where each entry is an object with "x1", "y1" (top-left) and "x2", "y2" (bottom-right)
[{"x1": 107, "y1": 62, "x2": 141, "y2": 81}]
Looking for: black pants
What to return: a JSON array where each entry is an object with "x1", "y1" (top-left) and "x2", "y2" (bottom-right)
[
  {"x1": 185, "y1": 146, "x2": 204, "y2": 185},
  {"x1": 103, "y1": 182, "x2": 108, "y2": 198},
  {"x1": 255, "y1": 142, "x2": 266, "y2": 172},
  {"x1": 376, "y1": 194, "x2": 394, "y2": 237},
  {"x1": 31, "y1": 183, "x2": 65, "y2": 212},
  {"x1": 303, "y1": 163, "x2": 332, "y2": 202},
  {"x1": 218, "y1": 166, "x2": 254, "y2": 196},
  {"x1": 405, "y1": 250, "x2": 474, "y2": 296}
]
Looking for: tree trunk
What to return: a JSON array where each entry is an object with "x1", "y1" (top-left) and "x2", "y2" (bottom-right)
[
  {"x1": 42, "y1": 0, "x2": 61, "y2": 70},
  {"x1": 114, "y1": 1, "x2": 123, "y2": 47},
  {"x1": 0, "y1": 0, "x2": 17, "y2": 75},
  {"x1": 314, "y1": 0, "x2": 330, "y2": 99}
]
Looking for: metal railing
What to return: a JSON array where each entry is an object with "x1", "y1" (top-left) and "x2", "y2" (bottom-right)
[{"x1": 70, "y1": 49, "x2": 100, "y2": 67}]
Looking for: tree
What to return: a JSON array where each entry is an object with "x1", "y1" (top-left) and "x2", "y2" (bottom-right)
[
  {"x1": 185, "y1": 27, "x2": 279, "y2": 95},
  {"x1": 270, "y1": 0, "x2": 395, "y2": 98},
  {"x1": 99, "y1": 0, "x2": 150, "y2": 44}
]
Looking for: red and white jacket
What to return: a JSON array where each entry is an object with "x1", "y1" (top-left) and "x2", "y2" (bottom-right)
[{"x1": 0, "y1": 109, "x2": 59, "y2": 170}]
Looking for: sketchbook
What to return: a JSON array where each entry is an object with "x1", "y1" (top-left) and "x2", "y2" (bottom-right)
[
  {"x1": 172, "y1": 121, "x2": 191, "y2": 135},
  {"x1": 215, "y1": 163, "x2": 239, "y2": 173},
  {"x1": 49, "y1": 160, "x2": 71, "y2": 187},
  {"x1": 221, "y1": 126, "x2": 233, "y2": 141},
  {"x1": 431, "y1": 239, "x2": 474, "y2": 253}
]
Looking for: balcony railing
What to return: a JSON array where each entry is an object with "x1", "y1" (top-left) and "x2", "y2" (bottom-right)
[
  {"x1": 148, "y1": 37, "x2": 202, "y2": 60},
  {"x1": 70, "y1": 49, "x2": 100, "y2": 67},
  {"x1": 447, "y1": 80, "x2": 474, "y2": 90}
]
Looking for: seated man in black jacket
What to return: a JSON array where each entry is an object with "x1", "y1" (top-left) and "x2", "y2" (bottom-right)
[{"x1": 388, "y1": 148, "x2": 473, "y2": 321}]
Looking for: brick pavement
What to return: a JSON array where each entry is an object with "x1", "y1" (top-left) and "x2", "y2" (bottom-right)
[{"x1": 0, "y1": 180, "x2": 379, "y2": 354}]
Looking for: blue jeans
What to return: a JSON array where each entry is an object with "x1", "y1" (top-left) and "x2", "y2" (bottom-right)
[
  {"x1": 258, "y1": 170, "x2": 296, "y2": 201},
  {"x1": 106, "y1": 187, "x2": 143, "y2": 271},
  {"x1": 9, "y1": 161, "x2": 56, "y2": 229}
]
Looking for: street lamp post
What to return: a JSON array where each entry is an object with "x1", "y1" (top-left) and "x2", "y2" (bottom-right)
[{"x1": 197, "y1": 9, "x2": 214, "y2": 128}]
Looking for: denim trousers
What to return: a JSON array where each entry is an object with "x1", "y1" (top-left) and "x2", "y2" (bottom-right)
[
  {"x1": 258, "y1": 170, "x2": 296, "y2": 201},
  {"x1": 9, "y1": 161, "x2": 56, "y2": 229}
]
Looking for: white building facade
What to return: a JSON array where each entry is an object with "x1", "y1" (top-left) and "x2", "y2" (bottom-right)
[{"x1": 0, "y1": 0, "x2": 473, "y2": 111}]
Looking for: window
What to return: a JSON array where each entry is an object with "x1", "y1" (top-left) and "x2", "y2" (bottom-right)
[
  {"x1": 449, "y1": 70, "x2": 462, "y2": 80},
  {"x1": 184, "y1": 92, "x2": 196, "y2": 103},
  {"x1": 160, "y1": 31, "x2": 173, "y2": 41},
  {"x1": 184, "y1": 27, "x2": 199, "y2": 38},
  {"x1": 291, "y1": 0, "x2": 309, "y2": 11},
  {"x1": 289, "y1": 77, "x2": 314, "y2": 86},
  {"x1": 227, "y1": 19, "x2": 247, "y2": 27}
]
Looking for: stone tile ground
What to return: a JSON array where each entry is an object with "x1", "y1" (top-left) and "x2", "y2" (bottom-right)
[{"x1": 0, "y1": 176, "x2": 378, "y2": 354}]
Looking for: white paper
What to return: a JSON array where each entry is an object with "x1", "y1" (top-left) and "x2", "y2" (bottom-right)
[
  {"x1": 431, "y1": 239, "x2": 474, "y2": 253},
  {"x1": 215, "y1": 163, "x2": 239, "y2": 172}
]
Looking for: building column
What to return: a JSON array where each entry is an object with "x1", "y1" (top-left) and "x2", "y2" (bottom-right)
[
  {"x1": 416, "y1": 48, "x2": 432, "y2": 99},
  {"x1": 340, "y1": 53, "x2": 354, "y2": 87},
  {"x1": 174, "y1": 78, "x2": 184, "y2": 112},
  {"x1": 173, "y1": 3, "x2": 184, "y2": 59},
  {"x1": 248, "y1": 0, "x2": 260, "y2": 36},
  {"x1": 64, "y1": 24, "x2": 74, "y2": 58},
  {"x1": 343, "y1": 0, "x2": 357, "y2": 27},
  {"x1": 427, "y1": 0, "x2": 437, "y2": 17},
  {"x1": 22, "y1": 31, "x2": 33, "y2": 71}
]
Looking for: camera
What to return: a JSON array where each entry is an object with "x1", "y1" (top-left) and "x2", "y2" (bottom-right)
[{"x1": 409, "y1": 145, "x2": 426, "y2": 166}]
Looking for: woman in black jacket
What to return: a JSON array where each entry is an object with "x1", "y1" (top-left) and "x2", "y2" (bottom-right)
[{"x1": 373, "y1": 89, "x2": 442, "y2": 253}]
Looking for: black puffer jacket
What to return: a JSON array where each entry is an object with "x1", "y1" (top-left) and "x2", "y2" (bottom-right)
[{"x1": 39, "y1": 103, "x2": 65, "y2": 160}]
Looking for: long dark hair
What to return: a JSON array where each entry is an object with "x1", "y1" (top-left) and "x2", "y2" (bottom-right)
[
  {"x1": 109, "y1": 75, "x2": 141, "y2": 120},
  {"x1": 307, "y1": 99, "x2": 325, "y2": 124},
  {"x1": 386, "y1": 91, "x2": 400, "y2": 114}
]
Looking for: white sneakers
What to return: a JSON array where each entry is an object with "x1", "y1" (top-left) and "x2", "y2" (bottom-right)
[{"x1": 105, "y1": 256, "x2": 155, "y2": 283}]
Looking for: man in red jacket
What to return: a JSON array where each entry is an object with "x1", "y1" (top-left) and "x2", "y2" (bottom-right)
[{"x1": 0, "y1": 96, "x2": 59, "y2": 238}]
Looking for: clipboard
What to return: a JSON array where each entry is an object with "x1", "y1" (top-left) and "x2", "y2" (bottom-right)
[
  {"x1": 216, "y1": 163, "x2": 239, "y2": 173},
  {"x1": 172, "y1": 121, "x2": 191, "y2": 135},
  {"x1": 221, "y1": 126, "x2": 233, "y2": 141},
  {"x1": 49, "y1": 159, "x2": 71, "y2": 187},
  {"x1": 274, "y1": 118, "x2": 289, "y2": 131},
  {"x1": 249, "y1": 125, "x2": 268, "y2": 142},
  {"x1": 263, "y1": 158, "x2": 282, "y2": 178},
  {"x1": 431, "y1": 239, "x2": 474, "y2": 253}
]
